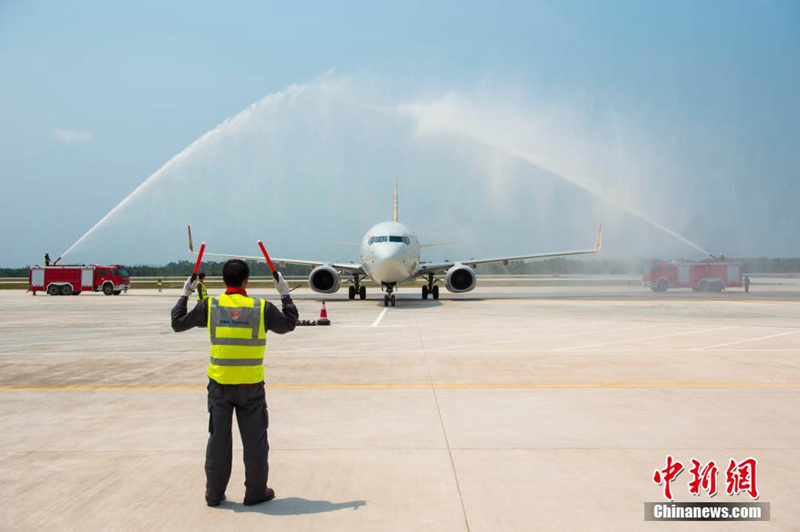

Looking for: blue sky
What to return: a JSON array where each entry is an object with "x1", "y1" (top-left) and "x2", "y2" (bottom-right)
[{"x1": 1, "y1": 1, "x2": 798, "y2": 266}]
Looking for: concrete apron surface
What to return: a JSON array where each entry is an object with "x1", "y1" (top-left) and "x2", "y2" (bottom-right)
[{"x1": 1, "y1": 287, "x2": 799, "y2": 531}]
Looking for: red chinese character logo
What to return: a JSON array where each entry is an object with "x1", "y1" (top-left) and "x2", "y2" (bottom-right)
[
  {"x1": 653, "y1": 455, "x2": 684, "y2": 500},
  {"x1": 688, "y1": 459, "x2": 718, "y2": 497},
  {"x1": 725, "y1": 458, "x2": 759, "y2": 499}
]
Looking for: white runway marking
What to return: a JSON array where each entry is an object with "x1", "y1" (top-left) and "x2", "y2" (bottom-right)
[
  {"x1": 692, "y1": 330, "x2": 800, "y2": 351},
  {"x1": 342, "y1": 325, "x2": 405, "y2": 328},
  {"x1": 371, "y1": 308, "x2": 389, "y2": 327},
  {"x1": 553, "y1": 326, "x2": 738, "y2": 352}
]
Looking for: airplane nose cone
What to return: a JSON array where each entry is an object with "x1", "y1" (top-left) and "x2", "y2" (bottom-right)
[
  {"x1": 373, "y1": 244, "x2": 402, "y2": 262},
  {"x1": 370, "y1": 244, "x2": 409, "y2": 282}
]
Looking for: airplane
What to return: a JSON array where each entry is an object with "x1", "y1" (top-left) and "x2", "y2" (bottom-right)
[{"x1": 189, "y1": 179, "x2": 603, "y2": 307}]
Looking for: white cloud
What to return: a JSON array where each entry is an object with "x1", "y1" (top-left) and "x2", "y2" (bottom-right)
[{"x1": 51, "y1": 128, "x2": 93, "y2": 144}]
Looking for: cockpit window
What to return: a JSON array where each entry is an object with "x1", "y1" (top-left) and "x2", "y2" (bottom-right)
[{"x1": 369, "y1": 235, "x2": 410, "y2": 245}]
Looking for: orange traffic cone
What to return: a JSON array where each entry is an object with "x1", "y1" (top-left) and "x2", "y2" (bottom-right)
[{"x1": 317, "y1": 301, "x2": 331, "y2": 325}]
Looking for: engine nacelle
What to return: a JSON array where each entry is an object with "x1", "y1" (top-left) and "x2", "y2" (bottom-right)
[
  {"x1": 445, "y1": 264, "x2": 477, "y2": 293},
  {"x1": 309, "y1": 265, "x2": 340, "y2": 294}
]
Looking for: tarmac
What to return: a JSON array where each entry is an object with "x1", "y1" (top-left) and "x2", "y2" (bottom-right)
[{"x1": 1, "y1": 281, "x2": 799, "y2": 531}]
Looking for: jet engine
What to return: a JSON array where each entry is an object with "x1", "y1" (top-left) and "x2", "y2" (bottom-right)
[
  {"x1": 445, "y1": 264, "x2": 477, "y2": 293},
  {"x1": 309, "y1": 265, "x2": 340, "y2": 294}
]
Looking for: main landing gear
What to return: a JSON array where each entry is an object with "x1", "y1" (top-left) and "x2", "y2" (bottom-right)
[
  {"x1": 348, "y1": 274, "x2": 367, "y2": 300},
  {"x1": 383, "y1": 283, "x2": 396, "y2": 307},
  {"x1": 421, "y1": 273, "x2": 439, "y2": 300}
]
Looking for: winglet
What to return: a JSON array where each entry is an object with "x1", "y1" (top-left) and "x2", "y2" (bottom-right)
[
  {"x1": 595, "y1": 223, "x2": 603, "y2": 252},
  {"x1": 188, "y1": 225, "x2": 194, "y2": 253}
]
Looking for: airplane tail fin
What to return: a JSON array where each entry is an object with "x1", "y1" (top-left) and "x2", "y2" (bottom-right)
[{"x1": 392, "y1": 175, "x2": 399, "y2": 222}]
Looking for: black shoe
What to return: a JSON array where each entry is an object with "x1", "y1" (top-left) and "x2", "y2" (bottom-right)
[
  {"x1": 243, "y1": 488, "x2": 275, "y2": 506},
  {"x1": 206, "y1": 495, "x2": 226, "y2": 507}
]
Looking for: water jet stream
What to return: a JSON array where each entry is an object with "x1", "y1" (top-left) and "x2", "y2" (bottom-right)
[
  {"x1": 396, "y1": 104, "x2": 714, "y2": 258},
  {"x1": 61, "y1": 75, "x2": 713, "y2": 261}
]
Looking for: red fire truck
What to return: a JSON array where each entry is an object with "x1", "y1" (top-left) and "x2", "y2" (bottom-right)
[
  {"x1": 643, "y1": 260, "x2": 744, "y2": 292},
  {"x1": 28, "y1": 265, "x2": 131, "y2": 296}
]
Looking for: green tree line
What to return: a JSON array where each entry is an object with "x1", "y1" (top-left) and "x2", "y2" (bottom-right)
[
  {"x1": 0, "y1": 260, "x2": 313, "y2": 277},
  {"x1": 475, "y1": 257, "x2": 800, "y2": 275},
  {"x1": 3, "y1": 257, "x2": 800, "y2": 278}
]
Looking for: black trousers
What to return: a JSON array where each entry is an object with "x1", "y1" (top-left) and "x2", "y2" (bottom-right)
[{"x1": 205, "y1": 379, "x2": 269, "y2": 501}]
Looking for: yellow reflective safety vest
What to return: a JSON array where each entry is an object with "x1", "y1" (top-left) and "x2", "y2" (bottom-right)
[
  {"x1": 207, "y1": 293, "x2": 267, "y2": 384},
  {"x1": 197, "y1": 281, "x2": 208, "y2": 301}
]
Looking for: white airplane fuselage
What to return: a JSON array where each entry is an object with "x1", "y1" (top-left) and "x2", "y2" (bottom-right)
[{"x1": 360, "y1": 221, "x2": 421, "y2": 285}]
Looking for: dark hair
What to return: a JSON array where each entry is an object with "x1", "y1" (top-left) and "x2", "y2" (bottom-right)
[
  {"x1": 198, "y1": 272, "x2": 206, "y2": 280},
  {"x1": 222, "y1": 259, "x2": 249, "y2": 287}
]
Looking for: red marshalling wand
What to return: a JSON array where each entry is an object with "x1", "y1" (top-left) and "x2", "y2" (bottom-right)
[
  {"x1": 191, "y1": 242, "x2": 206, "y2": 282},
  {"x1": 257, "y1": 240, "x2": 280, "y2": 282}
]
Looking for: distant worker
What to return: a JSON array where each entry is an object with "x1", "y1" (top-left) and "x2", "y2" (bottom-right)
[
  {"x1": 157, "y1": 278, "x2": 163, "y2": 293},
  {"x1": 197, "y1": 272, "x2": 208, "y2": 301},
  {"x1": 744, "y1": 275, "x2": 750, "y2": 293},
  {"x1": 171, "y1": 259, "x2": 298, "y2": 507},
  {"x1": 44, "y1": 253, "x2": 51, "y2": 266}
]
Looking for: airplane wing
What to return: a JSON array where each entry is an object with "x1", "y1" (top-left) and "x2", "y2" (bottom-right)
[
  {"x1": 187, "y1": 226, "x2": 364, "y2": 274},
  {"x1": 420, "y1": 241, "x2": 462, "y2": 248},
  {"x1": 417, "y1": 224, "x2": 603, "y2": 274}
]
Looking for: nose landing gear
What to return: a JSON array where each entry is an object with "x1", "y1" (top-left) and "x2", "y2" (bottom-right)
[{"x1": 382, "y1": 283, "x2": 396, "y2": 307}]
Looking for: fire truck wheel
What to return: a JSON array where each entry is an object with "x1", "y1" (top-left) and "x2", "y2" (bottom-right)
[
  {"x1": 60, "y1": 285, "x2": 73, "y2": 296},
  {"x1": 698, "y1": 281, "x2": 709, "y2": 292},
  {"x1": 656, "y1": 279, "x2": 669, "y2": 292},
  {"x1": 102, "y1": 284, "x2": 114, "y2": 296},
  {"x1": 47, "y1": 284, "x2": 59, "y2": 296}
]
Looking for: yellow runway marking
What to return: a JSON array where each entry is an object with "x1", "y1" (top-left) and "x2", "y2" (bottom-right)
[{"x1": 0, "y1": 381, "x2": 798, "y2": 392}]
